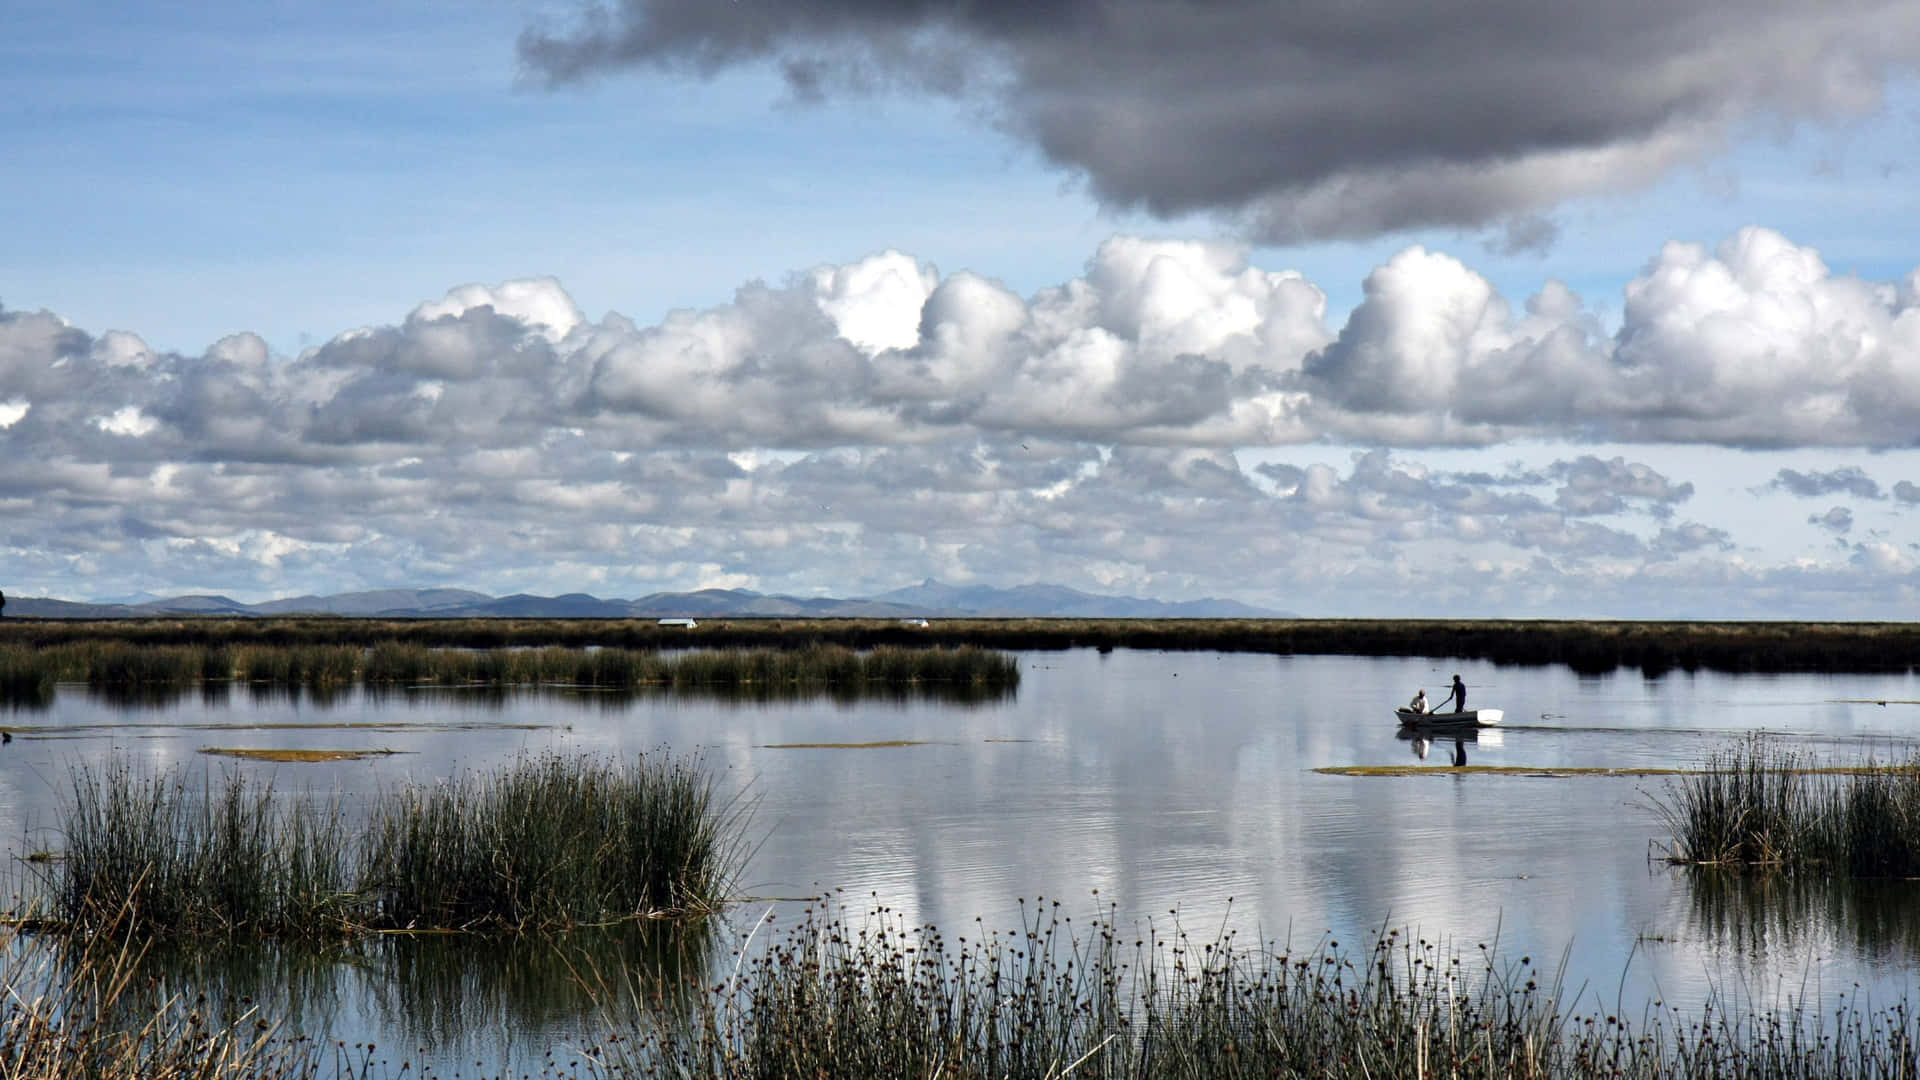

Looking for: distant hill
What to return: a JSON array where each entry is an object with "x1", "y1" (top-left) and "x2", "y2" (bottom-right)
[
  {"x1": 871, "y1": 580, "x2": 1283, "y2": 618},
  {"x1": 4, "y1": 581, "x2": 1289, "y2": 620},
  {"x1": 250, "y1": 588, "x2": 492, "y2": 616}
]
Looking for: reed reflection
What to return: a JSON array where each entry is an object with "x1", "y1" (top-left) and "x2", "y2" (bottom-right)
[
  {"x1": 370, "y1": 921, "x2": 717, "y2": 1056},
  {"x1": 44, "y1": 920, "x2": 718, "y2": 1065},
  {"x1": 1684, "y1": 870, "x2": 1920, "y2": 962},
  {"x1": 60, "y1": 679, "x2": 1018, "y2": 711},
  {"x1": 53, "y1": 934, "x2": 357, "y2": 1038}
]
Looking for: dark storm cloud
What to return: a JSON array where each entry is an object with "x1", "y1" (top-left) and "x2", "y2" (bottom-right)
[{"x1": 521, "y1": 0, "x2": 1920, "y2": 241}]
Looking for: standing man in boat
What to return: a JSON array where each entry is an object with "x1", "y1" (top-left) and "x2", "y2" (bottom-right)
[{"x1": 1438, "y1": 674, "x2": 1467, "y2": 714}]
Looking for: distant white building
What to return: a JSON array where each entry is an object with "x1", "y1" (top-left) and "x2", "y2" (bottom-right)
[{"x1": 657, "y1": 618, "x2": 698, "y2": 628}]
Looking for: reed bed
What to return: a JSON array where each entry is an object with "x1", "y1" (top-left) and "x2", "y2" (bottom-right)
[
  {"x1": 0, "y1": 641, "x2": 1020, "y2": 703},
  {"x1": 360, "y1": 752, "x2": 745, "y2": 930},
  {"x1": 9, "y1": 616, "x2": 1920, "y2": 674},
  {"x1": 37, "y1": 751, "x2": 744, "y2": 939},
  {"x1": 54, "y1": 762, "x2": 356, "y2": 938},
  {"x1": 599, "y1": 900, "x2": 1920, "y2": 1080},
  {"x1": 0, "y1": 647, "x2": 55, "y2": 709},
  {"x1": 1653, "y1": 736, "x2": 1920, "y2": 875}
]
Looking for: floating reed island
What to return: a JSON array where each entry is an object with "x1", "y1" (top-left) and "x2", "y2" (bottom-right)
[
  {"x1": 8, "y1": 615, "x2": 1920, "y2": 674},
  {"x1": 0, "y1": 640, "x2": 1020, "y2": 703},
  {"x1": 25, "y1": 751, "x2": 745, "y2": 939},
  {"x1": 593, "y1": 899, "x2": 1920, "y2": 1080},
  {"x1": 1653, "y1": 736, "x2": 1920, "y2": 876}
]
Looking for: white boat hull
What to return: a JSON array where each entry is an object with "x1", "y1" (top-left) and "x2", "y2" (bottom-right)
[{"x1": 1397, "y1": 707, "x2": 1502, "y2": 728}]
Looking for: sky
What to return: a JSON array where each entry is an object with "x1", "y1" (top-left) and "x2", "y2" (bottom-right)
[{"x1": 4, "y1": 0, "x2": 1920, "y2": 617}]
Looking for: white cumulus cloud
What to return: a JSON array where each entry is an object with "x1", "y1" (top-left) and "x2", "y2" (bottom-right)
[{"x1": 5, "y1": 230, "x2": 1920, "y2": 614}]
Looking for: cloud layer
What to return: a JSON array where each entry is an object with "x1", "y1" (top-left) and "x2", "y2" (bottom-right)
[
  {"x1": 3, "y1": 229, "x2": 1918, "y2": 611},
  {"x1": 520, "y1": 0, "x2": 1920, "y2": 241}
]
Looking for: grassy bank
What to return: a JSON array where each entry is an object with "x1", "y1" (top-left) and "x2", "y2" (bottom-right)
[
  {"x1": 1653, "y1": 736, "x2": 1920, "y2": 874},
  {"x1": 37, "y1": 751, "x2": 745, "y2": 938},
  {"x1": 7, "y1": 615, "x2": 1920, "y2": 674},
  {"x1": 599, "y1": 901, "x2": 1920, "y2": 1080},
  {"x1": 0, "y1": 641, "x2": 1021, "y2": 702}
]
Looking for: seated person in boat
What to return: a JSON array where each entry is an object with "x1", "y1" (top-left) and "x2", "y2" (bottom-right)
[
  {"x1": 1438, "y1": 674, "x2": 1467, "y2": 714},
  {"x1": 1408, "y1": 689, "x2": 1428, "y2": 713}
]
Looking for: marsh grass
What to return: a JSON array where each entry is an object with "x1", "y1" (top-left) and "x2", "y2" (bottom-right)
[
  {"x1": 360, "y1": 752, "x2": 746, "y2": 930},
  {"x1": 1654, "y1": 735, "x2": 1920, "y2": 875},
  {"x1": 37, "y1": 751, "x2": 743, "y2": 939},
  {"x1": 11, "y1": 616, "x2": 1920, "y2": 675},
  {"x1": 0, "y1": 648, "x2": 54, "y2": 710},
  {"x1": 602, "y1": 899, "x2": 1920, "y2": 1080},
  {"x1": 54, "y1": 763, "x2": 357, "y2": 938},
  {"x1": 0, "y1": 640, "x2": 1019, "y2": 704}
]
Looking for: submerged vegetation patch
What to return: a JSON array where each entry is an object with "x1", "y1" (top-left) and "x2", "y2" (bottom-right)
[
  {"x1": 199, "y1": 747, "x2": 407, "y2": 762},
  {"x1": 30, "y1": 751, "x2": 746, "y2": 938},
  {"x1": 759, "y1": 739, "x2": 937, "y2": 749}
]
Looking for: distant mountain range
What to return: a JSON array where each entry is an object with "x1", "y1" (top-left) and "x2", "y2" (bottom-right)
[{"x1": 5, "y1": 581, "x2": 1287, "y2": 620}]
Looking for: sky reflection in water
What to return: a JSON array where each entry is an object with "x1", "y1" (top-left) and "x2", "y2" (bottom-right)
[{"x1": 3, "y1": 649, "x2": 1919, "y2": 1070}]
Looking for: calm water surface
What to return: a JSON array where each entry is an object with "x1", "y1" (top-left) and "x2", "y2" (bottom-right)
[{"x1": 4, "y1": 649, "x2": 1919, "y2": 1073}]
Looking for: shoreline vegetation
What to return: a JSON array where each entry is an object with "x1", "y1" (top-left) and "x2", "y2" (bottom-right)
[
  {"x1": 4, "y1": 615, "x2": 1919, "y2": 675},
  {"x1": 600, "y1": 902, "x2": 1920, "y2": 1079},
  {"x1": 1653, "y1": 736, "x2": 1920, "y2": 876},
  {"x1": 0, "y1": 641, "x2": 1021, "y2": 706},
  {"x1": 17, "y1": 900, "x2": 1920, "y2": 1079},
  {"x1": 20, "y1": 752, "x2": 745, "y2": 939},
  {"x1": 13, "y1": 741, "x2": 1920, "y2": 1074}
]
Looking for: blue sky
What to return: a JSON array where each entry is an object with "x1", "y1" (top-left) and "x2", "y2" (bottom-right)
[{"x1": 4, "y1": 0, "x2": 1920, "y2": 615}]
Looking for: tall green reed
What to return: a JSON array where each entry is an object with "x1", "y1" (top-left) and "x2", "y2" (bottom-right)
[
  {"x1": 1654, "y1": 735, "x2": 1920, "y2": 876},
  {"x1": 38, "y1": 751, "x2": 742, "y2": 939},
  {"x1": 53, "y1": 762, "x2": 356, "y2": 937},
  {"x1": 359, "y1": 751, "x2": 746, "y2": 930},
  {"x1": 0, "y1": 640, "x2": 1019, "y2": 699}
]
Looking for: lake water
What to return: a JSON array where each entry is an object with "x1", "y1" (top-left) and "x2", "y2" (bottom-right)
[{"x1": 5, "y1": 648, "x2": 1920, "y2": 1075}]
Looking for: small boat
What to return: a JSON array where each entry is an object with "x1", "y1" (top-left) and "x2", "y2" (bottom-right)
[{"x1": 1397, "y1": 708, "x2": 1503, "y2": 728}]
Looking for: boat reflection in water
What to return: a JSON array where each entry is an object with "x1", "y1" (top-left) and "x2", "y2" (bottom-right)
[{"x1": 1397, "y1": 726, "x2": 1504, "y2": 764}]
